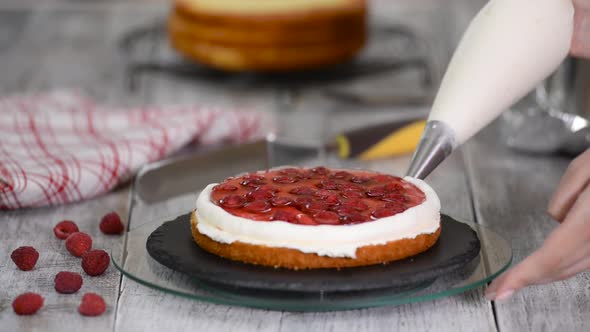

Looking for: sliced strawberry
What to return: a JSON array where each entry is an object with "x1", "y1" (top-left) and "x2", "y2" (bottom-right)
[
  {"x1": 372, "y1": 174, "x2": 397, "y2": 183},
  {"x1": 278, "y1": 168, "x2": 304, "y2": 177},
  {"x1": 240, "y1": 175, "x2": 266, "y2": 187},
  {"x1": 381, "y1": 193, "x2": 409, "y2": 203},
  {"x1": 372, "y1": 207, "x2": 401, "y2": 219},
  {"x1": 219, "y1": 195, "x2": 246, "y2": 208},
  {"x1": 296, "y1": 214, "x2": 317, "y2": 225},
  {"x1": 338, "y1": 183, "x2": 362, "y2": 191},
  {"x1": 270, "y1": 196, "x2": 293, "y2": 207},
  {"x1": 340, "y1": 212, "x2": 366, "y2": 224},
  {"x1": 342, "y1": 199, "x2": 369, "y2": 211},
  {"x1": 293, "y1": 197, "x2": 312, "y2": 209},
  {"x1": 384, "y1": 182, "x2": 404, "y2": 192},
  {"x1": 333, "y1": 205, "x2": 356, "y2": 216},
  {"x1": 244, "y1": 200, "x2": 271, "y2": 213},
  {"x1": 304, "y1": 201, "x2": 328, "y2": 214},
  {"x1": 342, "y1": 189, "x2": 365, "y2": 199},
  {"x1": 310, "y1": 166, "x2": 329, "y2": 175},
  {"x1": 325, "y1": 194, "x2": 341, "y2": 206},
  {"x1": 246, "y1": 188, "x2": 275, "y2": 201},
  {"x1": 272, "y1": 175, "x2": 299, "y2": 184},
  {"x1": 384, "y1": 202, "x2": 408, "y2": 214},
  {"x1": 213, "y1": 184, "x2": 238, "y2": 192},
  {"x1": 289, "y1": 187, "x2": 314, "y2": 195},
  {"x1": 316, "y1": 180, "x2": 339, "y2": 190},
  {"x1": 313, "y1": 211, "x2": 340, "y2": 225},
  {"x1": 350, "y1": 176, "x2": 371, "y2": 184},
  {"x1": 312, "y1": 190, "x2": 332, "y2": 198},
  {"x1": 366, "y1": 186, "x2": 387, "y2": 197},
  {"x1": 330, "y1": 171, "x2": 351, "y2": 179},
  {"x1": 271, "y1": 210, "x2": 299, "y2": 223}
]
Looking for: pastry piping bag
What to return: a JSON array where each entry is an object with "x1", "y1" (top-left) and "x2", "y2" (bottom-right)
[{"x1": 407, "y1": 0, "x2": 575, "y2": 179}]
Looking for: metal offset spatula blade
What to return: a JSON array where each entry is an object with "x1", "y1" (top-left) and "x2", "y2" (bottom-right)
[
  {"x1": 134, "y1": 139, "x2": 322, "y2": 204},
  {"x1": 502, "y1": 107, "x2": 590, "y2": 155},
  {"x1": 134, "y1": 141, "x2": 268, "y2": 204},
  {"x1": 561, "y1": 126, "x2": 590, "y2": 155}
]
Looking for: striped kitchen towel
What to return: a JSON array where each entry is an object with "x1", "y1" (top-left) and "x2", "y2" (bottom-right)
[{"x1": 0, "y1": 91, "x2": 271, "y2": 209}]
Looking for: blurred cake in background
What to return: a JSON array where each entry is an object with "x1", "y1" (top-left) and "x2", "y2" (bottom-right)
[{"x1": 168, "y1": 0, "x2": 367, "y2": 72}]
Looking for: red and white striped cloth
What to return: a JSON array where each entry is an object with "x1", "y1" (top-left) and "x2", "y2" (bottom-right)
[{"x1": 0, "y1": 91, "x2": 271, "y2": 209}]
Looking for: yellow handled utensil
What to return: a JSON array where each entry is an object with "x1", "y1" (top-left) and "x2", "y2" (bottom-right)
[{"x1": 332, "y1": 119, "x2": 426, "y2": 160}]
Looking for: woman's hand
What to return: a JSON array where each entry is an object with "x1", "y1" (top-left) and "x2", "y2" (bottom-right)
[
  {"x1": 572, "y1": 0, "x2": 590, "y2": 57},
  {"x1": 486, "y1": 0, "x2": 590, "y2": 299},
  {"x1": 485, "y1": 149, "x2": 590, "y2": 301}
]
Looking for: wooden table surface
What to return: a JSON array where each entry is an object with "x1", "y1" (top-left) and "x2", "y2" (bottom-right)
[{"x1": 1, "y1": 1, "x2": 588, "y2": 331}]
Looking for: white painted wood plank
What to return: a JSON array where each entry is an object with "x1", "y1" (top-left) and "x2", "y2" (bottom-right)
[
  {"x1": 0, "y1": 5, "x2": 158, "y2": 331},
  {"x1": 464, "y1": 122, "x2": 590, "y2": 331},
  {"x1": 277, "y1": 292, "x2": 491, "y2": 332},
  {"x1": 0, "y1": 188, "x2": 129, "y2": 332}
]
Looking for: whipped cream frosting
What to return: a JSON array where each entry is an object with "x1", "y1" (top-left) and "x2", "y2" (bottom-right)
[{"x1": 195, "y1": 176, "x2": 440, "y2": 258}]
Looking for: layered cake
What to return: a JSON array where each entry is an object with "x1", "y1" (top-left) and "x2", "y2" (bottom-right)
[
  {"x1": 168, "y1": 0, "x2": 367, "y2": 71},
  {"x1": 191, "y1": 167, "x2": 441, "y2": 269}
]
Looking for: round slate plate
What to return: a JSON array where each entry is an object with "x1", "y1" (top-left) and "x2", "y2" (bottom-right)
[{"x1": 146, "y1": 213, "x2": 480, "y2": 293}]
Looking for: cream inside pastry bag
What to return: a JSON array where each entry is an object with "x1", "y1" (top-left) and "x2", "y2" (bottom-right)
[{"x1": 407, "y1": 0, "x2": 574, "y2": 179}]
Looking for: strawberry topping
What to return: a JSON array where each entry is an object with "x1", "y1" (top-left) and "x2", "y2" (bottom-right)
[{"x1": 211, "y1": 167, "x2": 426, "y2": 226}]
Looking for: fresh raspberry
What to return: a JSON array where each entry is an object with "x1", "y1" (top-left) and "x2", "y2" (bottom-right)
[
  {"x1": 10, "y1": 246, "x2": 39, "y2": 271},
  {"x1": 65, "y1": 232, "x2": 92, "y2": 257},
  {"x1": 12, "y1": 292, "x2": 44, "y2": 315},
  {"x1": 78, "y1": 293, "x2": 106, "y2": 316},
  {"x1": 53, "y1": 220, "x2": 79, "y2": 240},
  {"x1": 54, "y1": 271, "x2": 83, "y2": 294},
  {"x1": 99, "y1": 212, "x2": 124, "y2": 235},
  {"x1": 81, "y1": 250, "x2": 110, "y2": 276}
]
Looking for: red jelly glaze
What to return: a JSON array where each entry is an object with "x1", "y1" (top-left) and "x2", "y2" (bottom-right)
[{"x1": 210, "y1": 167, "x2": 426, "y2": 226}]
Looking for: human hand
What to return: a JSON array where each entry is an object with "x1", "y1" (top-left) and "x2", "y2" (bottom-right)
[
  {"x1": 485, "y1": 148, "x2": 590, "y2": 301},
  {"x1": 572, "y1": 0, "x2": 590, "y2": 57}
]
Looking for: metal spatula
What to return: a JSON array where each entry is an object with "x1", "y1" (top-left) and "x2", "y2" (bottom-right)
[{"x1": 501, "y1": 106, "x2": 589, "y2": 155}]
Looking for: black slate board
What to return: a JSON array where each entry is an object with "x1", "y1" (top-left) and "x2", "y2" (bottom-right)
[{"x1": 146, "y1": 213, "x2": 480, "y2": 293}]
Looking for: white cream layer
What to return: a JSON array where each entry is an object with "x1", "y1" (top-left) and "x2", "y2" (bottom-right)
[{"x1": 195, "y1": 177, "x2": 440, "y2": 258}]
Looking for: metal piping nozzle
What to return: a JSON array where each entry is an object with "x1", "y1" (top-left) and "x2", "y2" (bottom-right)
[{"x1": 406, "y1": 121, "x2": 457, "y2": 179}]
